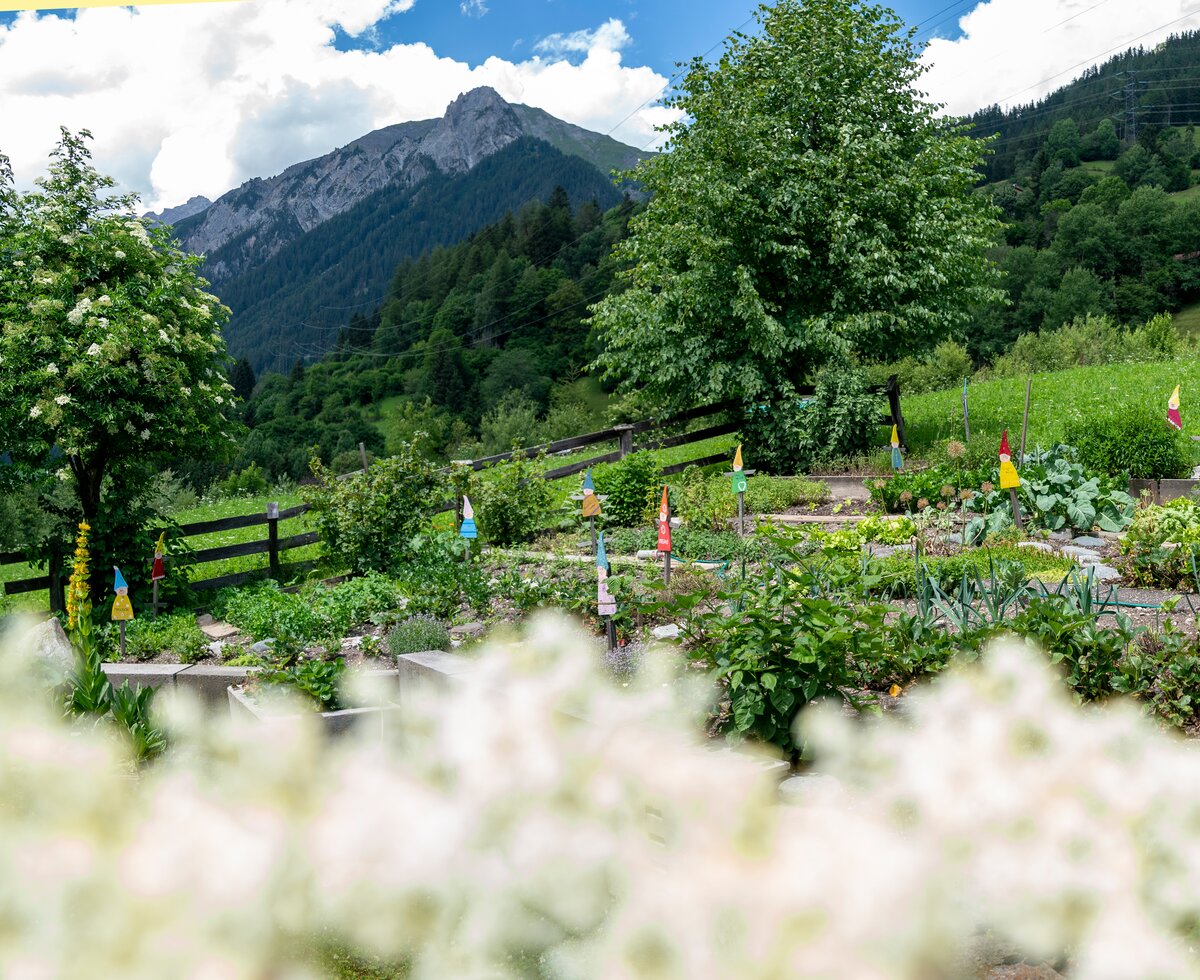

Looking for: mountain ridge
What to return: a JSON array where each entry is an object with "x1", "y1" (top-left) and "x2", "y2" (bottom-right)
[{"x1": 170, "y1": 87, "x2": 650, "y2": 283}]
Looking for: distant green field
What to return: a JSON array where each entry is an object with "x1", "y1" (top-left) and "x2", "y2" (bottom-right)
[
  {"x1": 1174, "y1": 302, "x2": 1200, "y2": 337},
  {"x1": 903, "y1": 359, "x2": 1200, "y2": 459}
]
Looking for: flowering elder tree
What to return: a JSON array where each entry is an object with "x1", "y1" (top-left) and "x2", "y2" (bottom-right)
[{"x1": 0, "y1": 130, "x2": 236, "y2": 596}]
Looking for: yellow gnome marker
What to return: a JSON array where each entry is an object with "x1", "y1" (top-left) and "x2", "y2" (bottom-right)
[
  {"x1": 998, "y1": 431, "x2": 1024, "y2": 533},
  {"x1": 998, "y1": 431, "x2": 1020, "y2": 490},
  {"x1": 111, "y1": 566, "x2": 134, "y2": 658}
]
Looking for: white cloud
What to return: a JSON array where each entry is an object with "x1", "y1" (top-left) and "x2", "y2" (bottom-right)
[
  {"x1": 0, "y1": 4, "x2": 672, "y2": 210},
  {"x1": 460, "y1": 0, "x2": 488, "y2": 17},
  {"x1": 534, "y1": 18, "x2": 631, "y2": 57},
  {"x1": 922, "y1": 0, "x2": 1200, "y2": 116}
]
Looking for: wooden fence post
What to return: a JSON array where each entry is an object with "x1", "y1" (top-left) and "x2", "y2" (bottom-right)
[
  {"x1": 886, "y1": 376, "x2": 907, "y2": 452},
  {"x1": 614, "y1": 424, "x2": 635, "y2": 459},
  {"x1": 358, "y1": 442, "x2": 370, "y2": 473},
  {"x1": 266, "y1": 502, "x2": 281, "y2": 580},
  {"x1": 47, "y1": 549, "x2": 65, "y2": 614}
]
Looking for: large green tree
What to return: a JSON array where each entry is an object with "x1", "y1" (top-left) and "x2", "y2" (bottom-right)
[
  {"x1": 0, "y1": 130, "x2": 237, "y2": 597},
  {"x1": 590, "y1": 0, "x2": 1001, "y2": 468}
]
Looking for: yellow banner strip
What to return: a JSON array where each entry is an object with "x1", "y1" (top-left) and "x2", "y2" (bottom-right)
[{"x1": 0, "y1": 0, "x2": 245, "y2": 10}]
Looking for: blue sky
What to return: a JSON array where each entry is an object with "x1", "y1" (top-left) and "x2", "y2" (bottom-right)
[
  {"x1": 344, "y1": 0, "x2": 968, "y2": 78},
  {"x1": 4, "y1": 0, "x2": 1193, "y2": 207}
]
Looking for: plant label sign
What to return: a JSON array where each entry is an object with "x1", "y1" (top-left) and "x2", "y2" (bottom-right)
[{"x1": 891, "y1": 425, "x2": 903, "y2": 471}]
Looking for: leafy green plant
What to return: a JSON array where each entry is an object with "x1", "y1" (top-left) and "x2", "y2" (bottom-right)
[
  {"x1": 669, "y1": 467, "x2": 736, "y2": 532},
  {"x1": 1013, "y1": 597, "x2": 1134, "y2": 703},
  {"x1": 256, "y1": 658, "x2": 347, "y2": 712},
  {"x1": 307, "y1": 436, "x2": 446, "y2": 574},
  {"x1": 470, "y1": 449, "x2": 555, "y2": 546},
  {"x1": 394, "y1": 533, "x2": 493, "y2": 618},
  {"x1": 107, "y1": 612, "x2": 208, "y2": 664},
  {"x1": 593, "y1": 452, "x2": 660, "y2": 528},
  {"x1": 744, "y1": 477, "x2": 829, "y2": 513},
  {"x1": 388, "y1": 615, "x2": 452, "y2": 656}
]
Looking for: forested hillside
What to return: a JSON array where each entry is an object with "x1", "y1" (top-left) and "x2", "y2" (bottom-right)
[
  {"x1": 970, "y1": 122, "x2": 1200, "y2": 360},
  {"x1": 968, "y1": 31, "x2": 1200, "y2": 183},
  {"x1": 217, "y1": 139, "x2": 627, "y2": 372},
  {"x1": 224, "y1": 192, "x2": 638, "y2": 481}
]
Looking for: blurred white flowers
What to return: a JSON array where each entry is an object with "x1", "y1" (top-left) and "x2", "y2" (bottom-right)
[{"x1": 0, "y1": 616, "x2": 1197, "y2": 977}]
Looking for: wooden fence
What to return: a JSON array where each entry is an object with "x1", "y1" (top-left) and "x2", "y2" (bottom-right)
[{"x1": 1, "y1": 380, "x2": 905, "y2": 611}]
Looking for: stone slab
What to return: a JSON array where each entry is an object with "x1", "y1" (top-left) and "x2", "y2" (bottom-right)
[
  {"x1": 806, "y1": 475, "x2": 869, "y2": 501},
  {"x1": 175, "y1": 665, "x2": 253, "y2": 705},
  {"x1": 1016, "y1": 541, "x2": 1053, "y2": 554},
  {"x1": 1159, "y1": 479, "x2": 1199, "y2": 503},
  {"x1": 1072, "y1": 536, "x2": 1108, "y2": 550},
  {"x1": 102, "y1": 663, "x2": 190, "y2": 691},
  {"x1": 1060, "y1": 546, "x2": 1102, "y2": 562},
  {"x1": 1089, "y1": 565, "x2": 1122, "y2": 582},
  {"x1": 199, "y1": 621, "x2": 240, "y2": 641}
]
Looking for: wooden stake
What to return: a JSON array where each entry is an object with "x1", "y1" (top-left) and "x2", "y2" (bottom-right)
[
  {"x1": 358, "y1": 441, "x2": 369, "y2": 473},
  {"x1": 152, "y1": 579, "x2": 159, "y2": 619},
  {"x1": 962, "y1": 379, "x2": 971, "y2": 442},
  {"x1": 1010, "y1": 488, "x2": 1024, "y2": 534},
  {"x1": 606, "y1": 616, "x2": 617, "y2": 653},
  {"x1": 737, "y1": 492, "x2": 745, "y2": 537},
  {"x1": 589, "y1": 516, "x2": 597, "y2": 557},
  {"x1": 1020, "y1": 376, "x2": 1032, "y2": 465},
  {"x1": 119, "y1": 621, "x2": 126, "y2": 659}
]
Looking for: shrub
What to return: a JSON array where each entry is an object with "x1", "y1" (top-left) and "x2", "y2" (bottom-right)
[
  {"x1": 388, "y1": 615, "x2": 452, "y2": 656},
  {"x1": 256, "y1": 658, "x2": 346, "y2": 712},
  {"x1": 671, "y1": 467, "x2": 736, "y2": 532},
  {"x1": 870, "y1": 340, "x2": 974, "y2": 396},
  {"x1": 212, "y1": 463, "x2": 270, "y2": 499},
  {"x1": 1063, "y1": 404, "x2": 1191, "y2": 479},
  {"x1": 307, "y1": 437, "x2": 446, "y2": 574},
  {"x1": 745, "y1": 364, "x2": 880, "y2": 474},
  {"x1": 470, "y1": 449, "x2": 555, "y2": 546},
  {"x1": 594, "y1": 452, "x2": 660, "y2": 528}
]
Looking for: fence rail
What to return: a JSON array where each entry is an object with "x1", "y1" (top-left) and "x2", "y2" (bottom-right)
[{"x1": 2, "y1": 380, "x2": 905, "y2": 610}]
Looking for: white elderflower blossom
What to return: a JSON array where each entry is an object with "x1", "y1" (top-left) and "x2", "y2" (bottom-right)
[
  {"x1": 28, "y1": 405, "x2": 41, "y2": 419},
  {"x1": 86, "y1": 344, "x2": 102, "y2": 356},
  {"x1": 214, "y1": 396, "x2": 224, "y2": 405},
  {"x1": 159, "y1": 329, "x2": 170, "y2": 343},
  {"x1": 56, "y1": 468, "x2": 70, "y2": 482},
  {"x1": 95, "y1": 295, "x2": 112, "y2": 307},
  {"x1": 45, "y1": 363, "x2": 58, "y2": 375},
  {"x1": 181, "y1": 386, "x2": 191, "y2": 397},
  {"x1": 54, "y1": 395, "x2": 70, "y2": 406},
  {"x1": 96, "y1": 317, "x2": 109, "y2": 329},
  {"x1": 114, "y1": 250, "x2": 125, "y2": 260},
  {"x1": 13, "y1": 260, "x2": 24, "y2": 268},
  {"x1": 140, "y1": 429, "x2": 150, "y2": 441}
]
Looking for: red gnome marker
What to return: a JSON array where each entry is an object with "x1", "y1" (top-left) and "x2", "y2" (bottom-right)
[{"x1": 657, "y1": 486, "x2": 673, "y2": 585}]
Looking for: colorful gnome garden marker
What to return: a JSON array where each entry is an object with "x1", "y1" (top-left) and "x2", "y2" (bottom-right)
[
  {"x1": 459, "y1": 496, "x2": 477, "y2": 560},
  {"x1": 581, "y1": 469, "x2": 602, "y2": 554},
  {"x1": 891, "y1": 425, "x2": 904, "y2": 471},
  {"x1": 596, "y1": 531, "x2": 617, "y2": 649},
  {"x1": 657, "y1": 486, "x2": 673, "y2": 584},
  {"x1": 1168, "y1": 386, "x2": 1183, "y2": 431},
  {"x1": 151, "y1": 532, "x2": 166, "y2": 616},
  {"x1": 111, "y1": 566, "x2": 134, "y2": 657},
  {"x1": 730, "y1": 445, "x2": 750, "y2": 535},
  {"x1": 998, "y1": 431, "x2": 1024, "y2": 532},
  {"x1": 581, "y1": 469, "x2": 602, "y2": 518},
  {"x1": 731, "y1": 445, "x2": 748, "y2": 495}
]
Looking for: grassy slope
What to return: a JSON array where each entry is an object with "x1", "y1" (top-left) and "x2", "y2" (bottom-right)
[{"x1": 903, "y1": 359, "x2": 1200, "y2": 458}]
